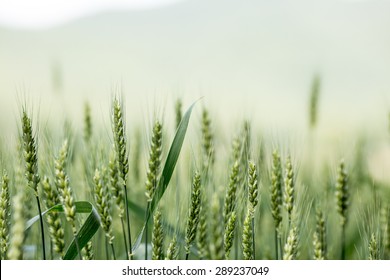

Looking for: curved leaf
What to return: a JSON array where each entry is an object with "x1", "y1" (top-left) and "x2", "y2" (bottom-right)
[{"x1": 25, "y1": 201, "x2": 101, "y2": 260}]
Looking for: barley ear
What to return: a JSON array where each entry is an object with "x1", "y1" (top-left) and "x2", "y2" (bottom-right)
[
  {"x1": 145, "y1": 121, "x2": 163, "y2": 202},
  {"x1": 201, "y1": 108, "x2": 214, "y2": 168},
  {"x1": 284, "y1": 155, "x2": 295, "y2": 224},
  {"x1": 152, "y1": 208, "x2": 164, "y2": 260},
  {"x1": 185, "y1": 172, "x2": 202, "y2": 256},
  {"x1": 166, "y1": 236, "x2": 178, "y2": 260},
  {"x1": 242, "y1": 206, "x2": 254, "y2": 260},
  {"x1": 313, "y1": 207, "x2": 326, "y2": 260},
  {"x1": 283, "y1": 226, "x2": 298, "y2": 260},
  {"x1": 224, "y1": 161, "x2": 239, "y2": 225},
  {"x1": 55, "y1": 139, "x2": 77, "y2": 233},
  {"x1": 7, "y1": 191, "x2": 25, "y2": 260},
  {"x1": 210, "y1": 194, "x2": 224, "y2": 260},
  {"x1": 109, "y1": 149, "x2": 124, "y2": 218},
  {"x1": 335, "y1": 159, "x2": 348, "y2": 227},
  {"x1": 224, "y1": 211, "x2": 236, "y2": 259},
  {"x1": 0, "y1": 173, "x2": 10, "y2": 260},
  {"x1": 41, "y1": 176, "x2": 65, "y2": 258},
  {"x1": 368, "y1": 233, "x2": 379, "y2": 260},
  {"x1": 271, "y1": 150, "x2": 283, "y2": 233},
  {"x1": 93, "y1": 168, "x2": 114, "y2": 244}
]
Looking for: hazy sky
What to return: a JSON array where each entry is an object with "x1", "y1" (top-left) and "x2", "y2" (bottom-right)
[
  {"x1": 0, "y1": 0, "x2": 182, "y2": 29},
  {"x1": 0, "y1": 0, "x2": 389, "y2": 136}
]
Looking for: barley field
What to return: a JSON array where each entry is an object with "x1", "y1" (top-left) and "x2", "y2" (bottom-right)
[
  {"x1": 0, "y1": 82, "x2": 389, "y2": 260},
  {"x1": 1, "y1": 0, "x2": 390, "y2": 262}
]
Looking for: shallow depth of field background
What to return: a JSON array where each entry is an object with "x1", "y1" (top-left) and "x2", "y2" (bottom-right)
[{"x1": 0, "y1": 0, "x2": 390, "y2": 260}]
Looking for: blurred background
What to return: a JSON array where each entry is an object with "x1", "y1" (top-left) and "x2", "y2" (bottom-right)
[{"x1": 0, "y1": 0, "x2": 389, "y2": 178}]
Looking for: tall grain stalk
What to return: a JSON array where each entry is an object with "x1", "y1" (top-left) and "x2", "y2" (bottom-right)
[
  {"x1": 0, "y1": 172, "x2": 10, "y2": 260},
  {"x1": 109, "y1": 150, "x2": 128, "y2": 257},
  {"x1": 271, "y1": 149, "x2": 283, "y2": 259},
  {"x1": 144, "y1": 120, "x2": 162, "y2": 259},
  {"x1": 21, "y1": 110, "x2": 46, "y2": 259},
  {"x1": 112, "y1": 97, "x2": 132, "y2": 259},
  {"x1": 55, "y1": 139, "x2": 82, "y2": 260},
  {"x1": 335, "y1": 159, "x2": 348, "y2": 260},
  {"x1": 247, "y1": 161, "x2": 259, "y2": 258},
  {"x1": 185, "y1": 172, "x2": 201, "y2": 260}
]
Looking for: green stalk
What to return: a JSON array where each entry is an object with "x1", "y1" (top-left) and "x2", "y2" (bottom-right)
[
  {"x1": 120, "y1": 217, "x2": 128, "y2": 256},
  {"x1": 124, "y1": 185, "x2": 133, "y2": 259}
]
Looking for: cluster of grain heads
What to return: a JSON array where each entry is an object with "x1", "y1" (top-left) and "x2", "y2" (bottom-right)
[
  {"x1": 111, "y1": 97, "x2": 132, "y2": 260},
  {"x1": 210, "y1": 194, "x2": 224, "y2": 260},
  {"x1": 185, "y1": 172, "x2": 202, "y2": 259},
  {"x1": 166, "y1": 236, "x2": 178, "y2": 260},
  {"x1": 0, "y1": 172, "x2": 10, "y2": 260},
  {"x1": 283, "y1": 226, "x2": 298, "y2": 260},
  {"x1": 144, "y1": 120, "x2": 163, "y2": 259},
  {"x1": 93, "y1": 168, "x2": 115, "y2": 259},
  {"x1": 368, "y1": 233, "x2": 379, "y2": 260},
  {"x1": 313, "y1": 207, "x2": 326, "y2": 260},
  {"x1": 21, "y1": 109, "x2": 46, "y2": 260},
  {"x1": 284, "y1": 155, "x2": 295, "y2": 225},
  {"x1": 7, "y1": 191, "x2": 25, "y2": 260},
  {"x1": 41, "y1": 176, "x2": 65, "y2": 258},
  {"x1": 335, "y1": 159, "x2": 349, "y2": 259},
  {"x1": 152, "y1": 208, "x2": 164, "y2": 260},
  {"x1": 201, "y1": 108, "x2": 214, "y2": 169},
  {"x1": 270, "y1": 149, "x2": 283, "y2": 259}
]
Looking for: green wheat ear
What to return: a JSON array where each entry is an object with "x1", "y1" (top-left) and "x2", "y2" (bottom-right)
[
  {"x1": 335, "y1": 159, "x2": 348, "y2": 227},
  {"x1": 368, "y1": 233, "x2": 379, "y2": 260},
  {"x1": 224, "y1": 210, "x2": 236, "y2": 259},
  {"x1": 185, "y1": 172, "x2": 202, "y2": 257},
  {"x1": 223, "y1": 161, "x2": 239, "y2": 225},
  {"x1": 41, "y1": 176, "x2": 65, "y2": 258},
  {"x1": 166, "y1": 236, "x2": 178, "y2": 260},
  {"x1": 201, "y1": 107, "x2": 214, "y2": 168},
  {"x1": 242, "y1": 206, "x2": 254, "y2": 260},
  {"x1": 283, "y1": 226, "x2": 298, "y2": 260},
  {"x1": 55, "y1": 139, "x2": 77, "y2": 233},
  {"x1": 84, "y1": 102, "x2": 92, "y2": 143},
  {"x1": 145, "y1": 120, "x2": 163, "y2": 202},
  {"x1": 93, "y1": 168, "x2": 114, "y2": 245},
  {"x1": 21, "y1": 110, "x2": 40, "y2": 192},
  {"x1": 313, "y1": 207, "x2": 326, "y2": 260},
  {"x1": 271, "y1": 149, "x2": 283, "y2": 233},
  {"x1": 7, "y1": 191, "x2": 25, "y2": 260},
  {"x1": 152, "y1": 208, "x2": 164, "y2": 260},
  {"x1": 284, "y1": 155, "x2": 295, "y2": 224},
  {"x1": 0, "y1": 172, "x2": 10, "y2": 260},
  {"x1": 210, "y1": 194, "x2": 224, "y2": 260}
]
